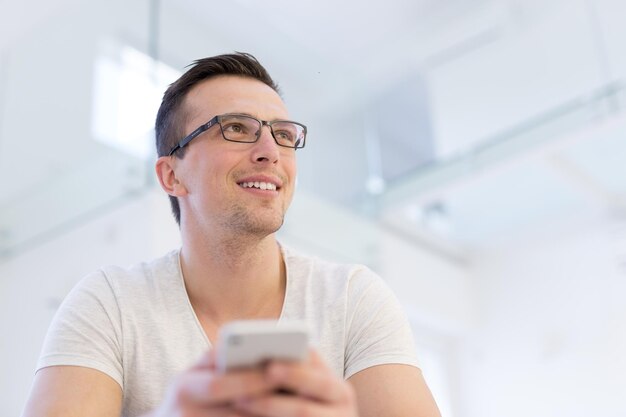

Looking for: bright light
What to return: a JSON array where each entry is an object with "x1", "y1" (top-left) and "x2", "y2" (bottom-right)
[{"x1": 92, "y1": 43, "x2": 180, "y2": 159}]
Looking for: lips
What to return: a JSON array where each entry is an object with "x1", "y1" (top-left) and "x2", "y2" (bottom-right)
[
  {"x1": 236, "y1": 175, "x2": 283, "y2": 192},
  {"x1": 239, "y1": 181, "x2": 277, "y2": 191}
]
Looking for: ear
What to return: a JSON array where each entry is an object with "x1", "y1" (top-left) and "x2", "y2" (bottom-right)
[{"x1": 155, "y1": 156, "x2": 188, "y2": 197}]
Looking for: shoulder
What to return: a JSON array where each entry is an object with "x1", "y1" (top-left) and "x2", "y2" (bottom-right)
[
  {"x1": 280, "y1": 244, "x2": 387, "y2": 298},
  {"x1": 92, "y1": 250, "x2": 181, "y2": 293},
  {"x1": 60, "y1": 250, "x2": 182, "y2": 317},
  {"x1": 281, "y1": 243, "x2": 372, "y2": 278},
  {"x1": 98, "y1": 249, "x2": 180, "y2": 281}
]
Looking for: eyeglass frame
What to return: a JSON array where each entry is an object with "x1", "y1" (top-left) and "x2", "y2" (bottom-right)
[{"x1": 167, "y1": 113, "x2": 307, "y2": 156}]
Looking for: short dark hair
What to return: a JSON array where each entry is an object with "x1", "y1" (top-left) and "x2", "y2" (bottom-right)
[{"x1": 155, "y1": 52, "x2": 281, "y2": 225}]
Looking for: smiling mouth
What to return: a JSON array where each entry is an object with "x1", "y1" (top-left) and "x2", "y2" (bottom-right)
[{"x1": 238, "y1": 181, "x2": 278, "y2": 191}]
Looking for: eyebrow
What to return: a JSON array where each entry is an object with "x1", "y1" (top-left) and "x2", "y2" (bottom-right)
[
  {"x1": 223, "y1": 112, "x2": 259, "y2": 119},
  {"x1": 225, "y1": 112, "x2": 294, "y2": 123},
  {"x1": 233, "y1": 112, "x2": 256, "y2": 118}
]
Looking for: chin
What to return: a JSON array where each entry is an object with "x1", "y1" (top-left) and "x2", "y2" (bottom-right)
[
  {"x1": 226, "y1": 208, "x2": 285, "y2": 237},
  {"x1": 249, "y1": 216, "x2": 284, "y2": 236}
]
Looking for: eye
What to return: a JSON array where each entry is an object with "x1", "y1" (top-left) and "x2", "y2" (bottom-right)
[
  {"x1": 274, "y1": 130, "x2": 294, "y2": 142},
  {"x1": 223, "y1": 122, "x2": 246, "y2": 133}
]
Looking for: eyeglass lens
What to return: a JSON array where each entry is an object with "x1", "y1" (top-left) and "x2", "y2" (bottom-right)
[{"x1": 220, "y1": 115, "x2": 304, "y2": 148}]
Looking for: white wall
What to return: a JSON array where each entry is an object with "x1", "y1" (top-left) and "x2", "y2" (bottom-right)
[{"x1": 456, "y1": 216, "x2": 626, "y2": 417}]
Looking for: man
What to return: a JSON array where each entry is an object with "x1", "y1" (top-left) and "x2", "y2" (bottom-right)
[{"x1": 22, "y1": 53, "x2": 441, "y2": 417}]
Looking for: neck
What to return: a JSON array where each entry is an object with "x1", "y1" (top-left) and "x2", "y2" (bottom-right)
[{"x1": 179, "y1": 224, "x2": 286, "y2": 326}]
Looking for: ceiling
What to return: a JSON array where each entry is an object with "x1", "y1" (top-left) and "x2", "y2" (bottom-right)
[{"x1": 1, "y1": 0, "x2": 625, "y2": 257}]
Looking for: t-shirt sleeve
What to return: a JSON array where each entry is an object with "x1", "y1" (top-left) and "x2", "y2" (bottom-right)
[
  {"x1": 344, "y1": 267, "x2": 420, "y2": 379},
  {"x1": 36, "y1": 269, "x2": 124, "y2": 388}
]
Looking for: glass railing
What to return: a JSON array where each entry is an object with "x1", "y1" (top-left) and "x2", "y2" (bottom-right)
[
  {"x1": 380, "y1": 81, "x2": 625, "y2": 207},
  {"x1": 376, "y1": 81, "x2": 626, "y2": 250},
  {"x1": 0, "y1": 0, "x2": 160, "y2": 257}
]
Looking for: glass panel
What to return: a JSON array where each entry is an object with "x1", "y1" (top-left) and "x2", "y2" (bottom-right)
[{"x1": 0, "y1": 0, "x2": 180, "y2": 256}]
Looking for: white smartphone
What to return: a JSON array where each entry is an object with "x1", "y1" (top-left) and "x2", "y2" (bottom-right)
[{"x1": 215, "y1": 320, "x2": 309, "y2": 373}]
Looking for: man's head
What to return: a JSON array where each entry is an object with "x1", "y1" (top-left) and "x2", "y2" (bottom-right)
[
  {"x1": 155, "y1": 52, "x2": 282, "y2": 225},
  {"x1": 155, "y1": 53, "x2": 303, "y2": 238}
]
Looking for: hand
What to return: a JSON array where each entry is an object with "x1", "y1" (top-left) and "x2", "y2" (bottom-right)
[
  {"x1": 233, "y1": 350, "x2": 359, "y2": 417},
  {"x1": 151, "y1": 350, "x2": 274, "y2": 417}
]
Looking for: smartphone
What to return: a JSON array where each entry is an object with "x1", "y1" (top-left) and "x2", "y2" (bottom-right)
[{"x1": 215, "y1": 320, "x2": 309, "y2": 373}]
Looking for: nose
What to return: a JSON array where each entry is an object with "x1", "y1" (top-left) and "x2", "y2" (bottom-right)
[{"x1": 251, "y1": 124, "x2": 280, "y2": 163}]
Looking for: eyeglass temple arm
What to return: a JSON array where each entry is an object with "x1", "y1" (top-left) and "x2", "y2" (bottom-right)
[{"x1": 168, "y1": 118, "x2": 218, "y2": 156}]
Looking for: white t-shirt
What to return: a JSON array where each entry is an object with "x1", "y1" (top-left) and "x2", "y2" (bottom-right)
[{"x1": 37, "y1": 244, "x2": 419, "y2": 417}]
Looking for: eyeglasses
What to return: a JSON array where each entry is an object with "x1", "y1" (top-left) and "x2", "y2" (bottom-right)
[{"x1": 168, "y1": 113, "x2": 307, "y2": 156}]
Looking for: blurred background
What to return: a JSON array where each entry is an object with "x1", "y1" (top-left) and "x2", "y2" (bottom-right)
[{"x1": 1, "y1": 0, "x2": 625, "y2": 415}]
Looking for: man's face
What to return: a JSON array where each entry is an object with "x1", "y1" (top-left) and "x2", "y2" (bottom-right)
[{"x1": 172, "y1": 75, "x2": 298, "y2": 237}]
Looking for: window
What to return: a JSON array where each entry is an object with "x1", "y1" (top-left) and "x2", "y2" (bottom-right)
[{"x1": 92, "y1": 42, "x2": 180, "y2": 159}]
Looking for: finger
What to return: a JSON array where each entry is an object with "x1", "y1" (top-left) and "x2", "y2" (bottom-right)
[
  {"x1": 187, "y1": 403, "x2": 250, "y2": 417},
  {"x1": 307, "y1": 349, "x2": 327, "y2": 369},
  {"x1": 235, "y1": 394, "x2": 333, "y2": 417},
  {"x1": 177, "y1": 368, "x2": 276, "y2": 406},
  {"x1": 264, "y1": 360, "x2": 350, "y2": 404}
]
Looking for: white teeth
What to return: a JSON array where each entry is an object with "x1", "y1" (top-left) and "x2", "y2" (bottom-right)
[{"x1": 240, "y1": 181, "x2": 277, "y2": 191}]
